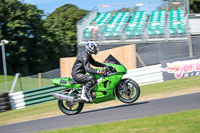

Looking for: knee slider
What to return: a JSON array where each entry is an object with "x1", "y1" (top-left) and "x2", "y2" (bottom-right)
[{"x1": 88, "y1": 76, "x2": 97, "y2": 85}]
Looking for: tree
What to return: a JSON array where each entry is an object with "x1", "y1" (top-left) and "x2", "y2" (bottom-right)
[
  {"x1": 190, "y1": 0, "x2": 200, "y2": 13},
  {"x1": 0, "y1": 1, "x2": 88, "y2": 76},
  {"x1": 42, "y1": 4, "x2": 88, "y2": 74},
  {"x1": 0, "y1": 0, "x2": 47, "y2": 75},
  {"x1": 43, "y1": 4, "x2": 88, "y2": 58}
]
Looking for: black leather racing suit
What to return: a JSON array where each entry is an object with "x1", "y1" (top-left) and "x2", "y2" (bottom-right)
[{"x1": 71, "y1": 50, "x2": 104, "y2": 89}]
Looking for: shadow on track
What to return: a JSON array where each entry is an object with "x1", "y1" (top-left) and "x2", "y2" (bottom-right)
[{"x1": 80, "y1": 101, "x2": 149, "y2": 115}]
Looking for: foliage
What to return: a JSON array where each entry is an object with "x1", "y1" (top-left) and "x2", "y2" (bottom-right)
[
  {"x1": 190, "y1": 0, "x2": 200, "y2": 13},
  {"x1": 0, "y1": 1, "x2": 88, "y2": 76},
  {"x1": 0, "y1": 0, "x2": 47, "y2": 75},
  {"x1": 43, "y1": 4, "x2": 88, "y2": 63}
]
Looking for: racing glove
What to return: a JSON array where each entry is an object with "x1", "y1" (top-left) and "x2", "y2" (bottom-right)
[
  {"x1": 102, "y1": 64, "x2": 107, "y2": 67},
  {"x1": 97, "y1": 69, "x2": 106, "y2": 75}
]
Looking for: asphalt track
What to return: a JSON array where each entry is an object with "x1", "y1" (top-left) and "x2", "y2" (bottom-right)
[{"x1": 1, "y1": 92, "x2": 200, "y2": 133}]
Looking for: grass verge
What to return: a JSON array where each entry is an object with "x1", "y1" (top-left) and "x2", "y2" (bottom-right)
[
  {"x1": 0, "y1": 75, "x2": 52, "y2": 92},
  {"x1": 0, "y1": 75, "x2": 14, "y2": 83},
  {"x1": 0, "y1": 76, "x2": 200, "y2": 126},
  {"x1": 38, "y1": 109, "x2": 200, "y2": 133}
]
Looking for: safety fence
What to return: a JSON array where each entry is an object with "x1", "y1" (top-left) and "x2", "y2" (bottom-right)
[
  {"x1": 8, "y1": 64, "x2": 163, "y2": 110},
  {"x1": 0, "y1": 68, "x2": 60, "y2": 93},
  {"x1": 123, "y1": 64, "x2": 163, "y2": 85},
  {"x1": 9, "y1": 85, "x2": 66, "y2": 110}
]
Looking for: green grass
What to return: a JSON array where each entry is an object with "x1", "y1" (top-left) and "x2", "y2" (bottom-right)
[
  {"x1": 0, "y1": 76, "x2": 200, "y2": 126},
  {"x1": 0, "y1": 75, "x2": 14, "y2": 83},
  {"x1": 0, "y1": 75, "x2": 15, "y2": 93},
  {"x1": 0, "y1": 75, "x2": 52, "y2": 93},
  {"x1": 38, "y1": 109, "x2": 200, "y2": 133},
  {"x1": 141, "y1": 75, "x2": 200, "y2": 96}
]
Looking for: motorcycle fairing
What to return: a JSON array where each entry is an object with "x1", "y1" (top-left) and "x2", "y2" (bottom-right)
[{"x1": 103, "y1": 54, "x2": 121, "y2": 65}]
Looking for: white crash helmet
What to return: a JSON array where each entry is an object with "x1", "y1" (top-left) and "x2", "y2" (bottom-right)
[{"x1": 86, "y1": 40, "x2": 99, "y2": 55}]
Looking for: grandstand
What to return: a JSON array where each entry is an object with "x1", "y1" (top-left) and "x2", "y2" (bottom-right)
[
  {"x1": 77, "y1": 1, "x2": 192, "y2": 45},
  {"x1": 77, "y1": 0, "x2": 200, "y2": 68}
]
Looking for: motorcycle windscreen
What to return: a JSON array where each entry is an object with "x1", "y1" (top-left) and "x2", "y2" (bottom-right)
[{"x1": 103, "y1": 54, "x2": 121, "y2": 65}]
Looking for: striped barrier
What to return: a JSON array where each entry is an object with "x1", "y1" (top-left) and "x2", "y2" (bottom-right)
[
  {"x1": 9, "y1": 64, "x2": 163, "y2": 110},
  {"x1": 9, "y1": 91, "x2": 25, "y2": 109},
  {"x1": 123, "y1": 64, "x2": 163, "y2": 85},
  {"x1": 9, "y1": 85, "x2": 66, "y2": 110}
]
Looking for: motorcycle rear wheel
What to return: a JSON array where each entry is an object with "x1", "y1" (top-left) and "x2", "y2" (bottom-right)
[
  {"x1": 58, "y1": 99, "x2": 84, "y2": 115},
  {"x1": 116, "y1": 78, "x2": 140, "y2": 103}
]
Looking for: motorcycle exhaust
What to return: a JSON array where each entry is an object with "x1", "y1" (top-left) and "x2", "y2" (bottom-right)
[{"x1": 53, "y1": 93, "x2": 74, "y2": 102}]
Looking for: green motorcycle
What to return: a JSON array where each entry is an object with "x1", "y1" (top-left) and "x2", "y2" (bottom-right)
[{"x1": 51, "y1": 55, "x2": 140, "y2": 115}]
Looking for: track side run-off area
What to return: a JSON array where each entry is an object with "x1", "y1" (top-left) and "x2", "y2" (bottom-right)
[{"x1": 0, "y1": 92, "x2": 200, "y2": 133}]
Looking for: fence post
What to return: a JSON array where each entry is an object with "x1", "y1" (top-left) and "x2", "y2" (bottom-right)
[
  {"x1": 38, "y1": 73, "x2": 42, "y2": 88},
  {"x1": 136, "y1": 52, "x2": 146, "y2": 67},
  {"x1": 19, "y1": 75, "x2": 23, "y2": 91},
  {"x1": 188, "y1": 36, "x2": 193, "y2": 57},
  {"x1": 9, "y1": 73, "x2": 20, "y2": 94}
]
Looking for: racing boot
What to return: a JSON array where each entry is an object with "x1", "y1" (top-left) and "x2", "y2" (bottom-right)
[{"x1": 81, "y1": 86, "x2": 89, "y2": 102}]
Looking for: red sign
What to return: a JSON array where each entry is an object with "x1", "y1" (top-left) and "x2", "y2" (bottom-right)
[
  {"x1": 163, "y1": 58, "x2": 200, "y2": 79},
  {"x1": 172, "y1": 2, "x2": 180, "y2": 5},
  {"x1": 102, "y1": 5, "x2": 110, "y2": 8}
]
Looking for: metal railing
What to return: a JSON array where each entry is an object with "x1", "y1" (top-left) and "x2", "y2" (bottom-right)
[
  {"x1": 188, "y1": 14, "x2": 200, "y2": 35},
  {"x1": 77, "y1": 0, "x2": 189, "y2": 45},
  {"x1": 79, "y1": 20, "x2": 188, "y2": 45},
  {"x1": 0, "y1": 68, "x2": 60, "y2": 93}
]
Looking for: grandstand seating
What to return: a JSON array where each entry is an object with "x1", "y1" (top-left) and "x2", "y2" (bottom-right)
[
  {"x1": 104, "y1": 12, "x2": 130, "y2": 38},
  {"x1": 126, "y1": 11, "x2": 148, "y2": 37},
  {"x1": 83, "y1": 28, "x2": 92, "y2": 38},
  {"x1": 147, "y1": 10, "x2": 166, "y2": 35},
  {"x1": 169, "y1": 10, "x2": 185, "y2": 34},
  {"x1": 83, "y1": 13, "x2": 112, "y2": 38},
  {"x1": 83, "y1": 9, "x2": 186, "y2": 40}
]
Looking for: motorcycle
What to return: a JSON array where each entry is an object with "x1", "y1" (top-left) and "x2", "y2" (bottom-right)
[{"x1": 50, "y1": 55, "x2": 140, "y2": 115}]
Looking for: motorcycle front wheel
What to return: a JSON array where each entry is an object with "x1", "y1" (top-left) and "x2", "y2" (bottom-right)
[
  {"x1": 116, "y1": 78, "x2": 140, "y2": 103},
  {"x1": 58, "y1": 99, "x2": 84, "y2": 115}
]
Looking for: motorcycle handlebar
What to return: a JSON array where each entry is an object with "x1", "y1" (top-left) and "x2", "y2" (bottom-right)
[{"x1": 102, "y1": 65, "x2": 113, "y2": 77}]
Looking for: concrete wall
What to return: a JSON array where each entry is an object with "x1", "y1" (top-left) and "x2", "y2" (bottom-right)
[
  {"x1": 136, "y1": 41, "x2": 190, "y2": 67},
  {"x1": 136, "y1": 37, "x2": 200, "y2": 68},
  {"x1": 60, "y1": 44, "x2": 136, "y2": 77}
]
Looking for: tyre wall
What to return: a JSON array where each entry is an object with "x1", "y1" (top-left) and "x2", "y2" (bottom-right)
[{"x1": 0, "y1": 92, "x2": 11, "y2": 113}]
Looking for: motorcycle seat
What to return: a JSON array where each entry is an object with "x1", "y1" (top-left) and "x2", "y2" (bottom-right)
[{"x1": 70, "y1": 78, "x2": 79, "y2": 85}]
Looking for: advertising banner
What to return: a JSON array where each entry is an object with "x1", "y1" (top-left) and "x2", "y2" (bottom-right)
[{"x1": 161, "y1": 56, "x2": 200, "y2": 81}]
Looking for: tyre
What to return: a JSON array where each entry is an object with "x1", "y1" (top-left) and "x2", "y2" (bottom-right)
[
  {"x1": 0, "y1": 97, "x2": 9, "y2": 102},
  {"x1": 0, "y1": 92, "x2": 8, "y2": 98},
  {"x1": 116, "y1": 78, "x2": 140, "y2": 103},
  {"x1": 58, "y1": 99, "x2": 84, "y2": 115},
  {"x1": 0, "y1": 110, "x2": 8, "y2": 113},
  {"x1": 0, "y1": 105, "x2": 11, "y2": 110},
  {"x1": 0, "y1": 101, "x2": 10, "y2": 106}
]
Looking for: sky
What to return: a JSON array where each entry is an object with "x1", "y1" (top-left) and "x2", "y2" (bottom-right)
[{"x1": 20, "y1": 0, "x2": 162, "y2": 15}]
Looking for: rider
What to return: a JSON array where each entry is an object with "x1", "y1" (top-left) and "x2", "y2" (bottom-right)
[{"x1": 71, "y1": 40, "x2": 106, "y2": 102}]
